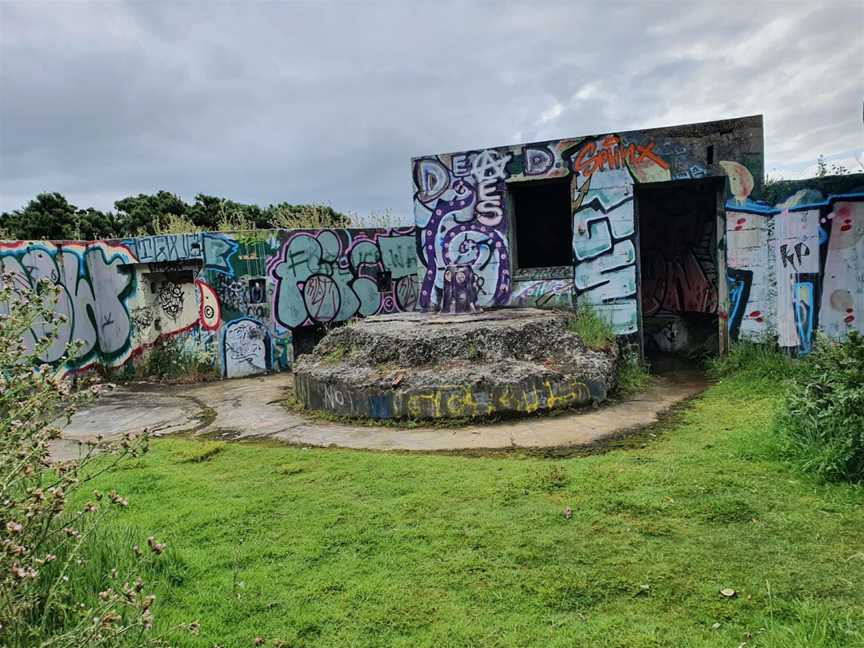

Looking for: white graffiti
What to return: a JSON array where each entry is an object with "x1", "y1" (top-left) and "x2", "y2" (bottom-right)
[
  {"x1": 222, "y1": 318, "x2": 270, "y2": 378},
  {"x1": 0, "y1": 243, "x2": 134, "y2": 365}
]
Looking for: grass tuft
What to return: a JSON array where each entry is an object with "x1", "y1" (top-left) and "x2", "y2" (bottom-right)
[
  {"x1": 568, "y1": 301, "x2": 615, "y2": 350},
  {"x1": 175, "y1": 440, "x2": 225, "y2": 463},
  {"x1": 613, "y1": 346, "x2": 651, "y2": 399},
  {"x1": 707, "y1": 338, "x2": 799, "y2": 383}
]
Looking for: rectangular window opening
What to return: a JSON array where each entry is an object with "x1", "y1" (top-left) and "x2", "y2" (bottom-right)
[{"x1": 510, "y1": 178, "x2": 573, "y2": 269}]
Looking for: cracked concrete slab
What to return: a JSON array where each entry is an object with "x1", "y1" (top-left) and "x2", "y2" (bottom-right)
[
  {"x1": 57, "y1": 370, "x2": 708, "y2": 455},
  {"x1": 53, "y1": 387, "x2": 203, "y2": 461}
]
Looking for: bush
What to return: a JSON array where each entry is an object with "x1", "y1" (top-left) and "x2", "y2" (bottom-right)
[
  {"x1": 775, "y1": 332, "x2": 864, "y2": 482},
  {"x1": 142, "y1": 337, "x2": 217, "y2": 383},
  {"x1": 0, "y1": 274, "x2": 162, "y2": 646}
]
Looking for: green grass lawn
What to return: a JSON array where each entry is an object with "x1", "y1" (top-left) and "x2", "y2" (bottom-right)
[{"x1": 80, "y1": 371, "x2": 863, "y2": 647}]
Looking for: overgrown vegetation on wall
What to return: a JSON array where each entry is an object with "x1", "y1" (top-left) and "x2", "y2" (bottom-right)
[
  {"x1": 567, "y1": 302, "x2": 615, "y2": 350},
  {"x1": 760, "y1": 171, "x2": 864, "y2": 206},
  {"x1": 567, "y1": 302, "x2": 649, "y2": 399},
  {"x1": 141, "y1": 337, "x2": 219, "y2": 383}
]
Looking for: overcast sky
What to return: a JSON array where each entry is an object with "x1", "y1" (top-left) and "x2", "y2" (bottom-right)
[{"x1": 1, "y1": 0, "x2": 862, "y2": 222}]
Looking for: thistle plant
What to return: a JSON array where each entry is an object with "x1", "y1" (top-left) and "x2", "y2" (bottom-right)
[{"x1": 0, "y1": 273, "x2": 160, "y2": 647}]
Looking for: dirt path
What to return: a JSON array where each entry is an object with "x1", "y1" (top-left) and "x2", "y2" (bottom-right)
[{"x1": 56, "y1": 371, "x2": 708, "y2": 459}]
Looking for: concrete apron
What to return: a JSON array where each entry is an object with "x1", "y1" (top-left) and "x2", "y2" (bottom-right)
[{"x1": 55, "y1": 371, "x2": 708, "y2": 458}]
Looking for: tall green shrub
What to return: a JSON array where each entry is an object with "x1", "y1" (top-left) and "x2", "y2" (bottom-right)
[
  {"x1": 775, "y1": 332, "x2": 864, "y2": 482},
  {"x1": 0, "y1": 275, "x2": 162, "y2": 646}
]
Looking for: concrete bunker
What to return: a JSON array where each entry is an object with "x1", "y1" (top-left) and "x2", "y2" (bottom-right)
[
  {"x1": 293, "y1": 308, "x2": 619, "y2": 420},
  {"x1": 413, "y1": 116, "x2": 769, "y2": 361}
]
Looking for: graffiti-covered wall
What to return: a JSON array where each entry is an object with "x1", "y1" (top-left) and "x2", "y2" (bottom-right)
[
  {"x1": 0, "y1": 240, "x2": 139, "y2": 371},
  {"x1": 0, "y1": 227, "x2": 418, "y2": 378},
  {"x1": 725, "y1": 177, "x2": 864, "y2": 354},
  {"x1": 412, "y1": 115, "x2": 764, "y2": 335},
  {"x1": 412, "y1": 115, "x2": 863, "y2": 353}
]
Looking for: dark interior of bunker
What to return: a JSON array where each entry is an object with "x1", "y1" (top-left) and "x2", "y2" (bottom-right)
[
  {"x1": 510, "y1": 177, "x2": 573, "y2": 269},
  {"x1": 637, "y1": 178, "x2": 722, "y2": 360}
]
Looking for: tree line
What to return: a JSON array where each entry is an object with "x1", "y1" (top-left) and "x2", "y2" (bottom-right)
[{"x1": 0, "y1": 191, "x2": 351, "y2": 240}]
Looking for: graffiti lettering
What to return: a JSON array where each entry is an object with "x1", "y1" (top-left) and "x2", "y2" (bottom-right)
[
  {"x1": 779, "y1": 242, "x2": 810, "y2": 269},
  {"x1": 573, "y1": 135, "x2": 669, "y2": 178},
  {"x1": 270, "y1": 230, "x2": 416, "y2": 328},
  {"x1": 131, "y1": 234, "x2": 202, "y2": 263},
  {"x1": 523, "y1": 145, "x2": 555, "y2": 176},
  {"x1": 0, "y1": 242, "x2": 134, "y2": 367}
]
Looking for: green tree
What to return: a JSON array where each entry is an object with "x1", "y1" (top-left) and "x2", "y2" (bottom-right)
[
  {"x1": 2, "y1": 191, "x2": 353, "y2": 240},
  {"x1": 114, "y1": 191, "x2": 188, "y2": 236},
  {"x1": 187, "y1": 194, "x2": 266, "y2": 230},
  {"x1": 74, "y1": 207, "x2": 121, "y2": 240},
  {"x1": 0, "y1": 193, "x2": 118, "y2": 241}
]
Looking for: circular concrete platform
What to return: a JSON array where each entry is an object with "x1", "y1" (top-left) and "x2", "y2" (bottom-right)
[{"x1": 294, "y1": 308, "x2": 619, "y2": 420}]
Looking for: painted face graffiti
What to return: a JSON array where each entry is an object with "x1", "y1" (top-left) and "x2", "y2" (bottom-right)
[
  {"x1": 157, "y1": 282, "x2": 185, "y2": 319},
  {"x1": 222, "y1": 318, "x2": 271, "y2": 379}
]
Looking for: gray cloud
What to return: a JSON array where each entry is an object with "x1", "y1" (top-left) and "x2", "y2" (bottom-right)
[{"x1": 1, "y1": 0, "x2": 862, "y2": 219}]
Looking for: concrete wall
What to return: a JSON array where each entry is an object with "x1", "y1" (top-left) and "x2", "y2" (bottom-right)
[
  {"x1": 412, "y1": 115, "x2": 764, "y2": 335},
  {"x1": 0, "y1": 227, "x2": 418, "y2": 377},
  {"x1": 725, "y1": 177, "x2": 864, "y2": 353}
]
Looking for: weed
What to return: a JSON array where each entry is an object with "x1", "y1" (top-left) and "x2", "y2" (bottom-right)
[
  {"x1": 613, "y1": 345, "x2": 650, "y2": 399},
  {"x1": 775, "y1": 331, "x2": 864, "y2": 482},
  {"x1": 707, "y1": 337, "x2": 799, "y2": 383},
  {"x1": 320, "y1": 345, "x2": 353, "y2": 364},
  {"x1": 567, "y1": 301, "x2": 615, "y2": 350},
  {"x1": 143, "y1": 213, "x2": 201, "y2": 235},
  {"x1": 465, "y1": 342, "x2": 480, "y2": 360}
]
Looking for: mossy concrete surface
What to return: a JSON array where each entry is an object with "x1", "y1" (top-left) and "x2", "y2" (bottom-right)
[{"x1": 294, "y1": 309, "x2": 618, "y2": 420}]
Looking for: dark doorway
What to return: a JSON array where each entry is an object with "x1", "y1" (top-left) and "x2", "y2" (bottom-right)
[
  {"x1": 636, "y1": 178, "x2": 723, "y2": 361},
  {"x1": 510, "y1": 178, "x2": 572, "y2": 268}
]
